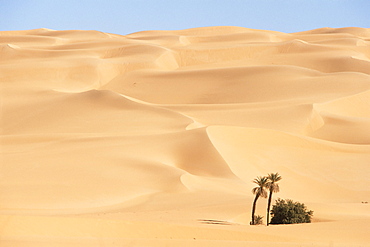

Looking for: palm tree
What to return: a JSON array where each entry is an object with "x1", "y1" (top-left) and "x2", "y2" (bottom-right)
[
  {"x1": 251, "y1": 176, "x2": 268, "y2": 225},
  {"x1": 266, "y1": 173, "x2": 282, "y2": 226}
]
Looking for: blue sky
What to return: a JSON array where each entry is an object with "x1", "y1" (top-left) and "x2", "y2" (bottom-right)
[{"x1": 2, "y1": 0, "x2": 369, "y2": 35}]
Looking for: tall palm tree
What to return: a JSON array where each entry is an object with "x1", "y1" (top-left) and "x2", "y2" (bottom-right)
[
  {"x1": 251, "y1": 176, "x2": 268, "y2": 225},
  {"x1": 266, "y1": 172, "x2": 282, "y2": 226}
]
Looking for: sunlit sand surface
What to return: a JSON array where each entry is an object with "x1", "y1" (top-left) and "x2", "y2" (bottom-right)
[{"x1": 1, "y1": 26, "x2": 370, "y2": 246}]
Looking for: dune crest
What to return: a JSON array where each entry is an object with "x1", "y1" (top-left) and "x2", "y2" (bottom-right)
[{"x1": 1, "y1": 26, "x2": 369, "y2": 246}]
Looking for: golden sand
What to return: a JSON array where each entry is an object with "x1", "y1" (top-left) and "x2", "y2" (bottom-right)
[{"x1": 1, "y1": 26, "x2": 369, "y2": 246}]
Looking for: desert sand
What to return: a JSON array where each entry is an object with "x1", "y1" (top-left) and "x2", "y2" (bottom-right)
[{"x1": 1, "y1": 26, "x2": 369, "y2": 246}]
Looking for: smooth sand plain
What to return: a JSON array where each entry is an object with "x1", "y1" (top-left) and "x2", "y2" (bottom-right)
[{"x1": 1, "y1": 26, "x2": 370, "y2": 246}]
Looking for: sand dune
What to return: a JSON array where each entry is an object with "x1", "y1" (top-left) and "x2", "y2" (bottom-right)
[
  {"x1": 1, "y1": 90, "x2": 192, "y2": 135},
  {"x1": 1, "y1": 26, "x2": 369, "y2": 246},
  {"x1": 103, "y1": 65, "x2": 370, "y2": 104}
]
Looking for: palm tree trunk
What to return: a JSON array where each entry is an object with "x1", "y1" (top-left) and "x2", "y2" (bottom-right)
[
  {"x1": 251, "y1": 194, "x2": 259, "y2": 225},
  {"x1": 266, "y1": 190, "x2": 273, "y2": 226}
]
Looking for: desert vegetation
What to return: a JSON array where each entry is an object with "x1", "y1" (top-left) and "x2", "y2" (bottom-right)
[
  {"x1": 251, "y1": 173, "x2": 282, "y2": 225},
  {"x1": 266, "y1": 173, "x2": 282, "y2": 226},
  {"x1": 252, "y1": 215, "x2": 264, "y2": 225},
  {"x1": 251, "y1": 173, "x2": 313, "y2": 225},
  {"x1": 251, "y1": 176, "x2": 268, "y2": 225},
  {"x1": 270, "y1": 198, "x2": 313, "y2": 224}
]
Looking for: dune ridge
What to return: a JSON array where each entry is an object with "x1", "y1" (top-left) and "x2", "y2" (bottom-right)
[{"x1": 1, "y1": 26, "x2": 369, "y2": 246}]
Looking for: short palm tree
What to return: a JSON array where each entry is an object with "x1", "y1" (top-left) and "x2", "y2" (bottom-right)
[
  {"x1": 266, "y1": 173, "x2": 282, "y2": 226},
  {"x1": 251, "y1": 176, "x2": 268, "y2": 225},
  {"x1": 253, "y1": 215, "x2": 264, "y2": 225}
]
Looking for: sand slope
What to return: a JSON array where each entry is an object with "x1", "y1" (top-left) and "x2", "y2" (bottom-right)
[{"x1": 1, "y1": 27, "x2": 370, "y2": 246}]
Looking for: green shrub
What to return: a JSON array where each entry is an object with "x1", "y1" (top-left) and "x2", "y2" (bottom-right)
[{"x1": 270, "y1": 198, "x2": 313, "y2": 224}]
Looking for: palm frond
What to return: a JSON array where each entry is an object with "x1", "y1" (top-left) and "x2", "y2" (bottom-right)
[
  {"x1": 267, "y1": 173, "x2": 282, "y2": 182},
  {"x1": 271, "y1": 183, "x2": 280, "y2": 193},
  {"x1": 260, "y1": 188, "x2": 268, "y2": 198},
  {"x1": 252, "y1": 176, "x2": 268, "y2": 197}
]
